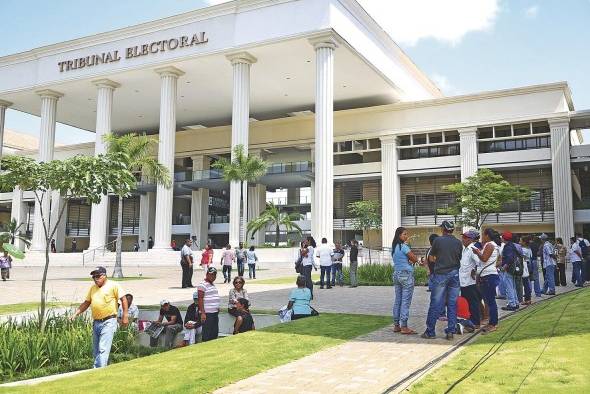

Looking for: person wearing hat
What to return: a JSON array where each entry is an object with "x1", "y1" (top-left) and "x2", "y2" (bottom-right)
[
  {"x1": 71, "y1": 266, "x2": 128, "y2": 368},
  {"x1": 182, "y1": 291, "x2": 202, "y2": 346},
  {"x1": 198, "y1": 267, "x2": 220, "y2": 341},
  {"x1": 422, "y1": 220, "x2": 462, "y2": 340},
  {"x1": 500, "y1": 231, "x2": 522, "y2": 311},
  {"x1": 459, "y1": 230, "x2": 481, "y2": 329},
  {"x1": 150, "y1": 300, "x2": 184, "y2": 348},
  {"x1": 540, "y1": 233, "x2": 556, "y2": 295}
]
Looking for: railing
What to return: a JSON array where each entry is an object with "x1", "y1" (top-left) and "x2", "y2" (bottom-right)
[
  {"x1": 193, "y1": 169, "x2": 225, "y2": 181},
  {"x1": 265, "y1": 161, "x2": 313, "y2": 175},
  {"x1": 174, "y1": 170, "x2": 193, "y2": 182},
  {"x1": 267, "y1": 196, "x2": 311, "y2": 205},
  {"x1": 209, "y1": 215, "x2": 229, "y2": 224},
  {"x1": 82, "y1": 240, "x2": 116, "y2": 267},
  {"x1": 574, "y1": 198, "x2": 590, "y2": 210}
]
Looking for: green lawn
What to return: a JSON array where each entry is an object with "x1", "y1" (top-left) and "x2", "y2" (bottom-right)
[
  {"x1": 0, "y1": 302, "x2": 71, "y2": 315},
  {"x1": 7, "y1": 313, "x2": 390, "y2": 393},
  {"x1": 410, "y1": 288, "x2": 590, "y2": 393}
]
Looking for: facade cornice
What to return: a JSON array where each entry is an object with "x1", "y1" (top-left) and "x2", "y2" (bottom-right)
[
  {"x1": 92, "y1": 79, "x2": 121, "y2": 89},
  {"x1": 0, "y1": 99, "x2": 12, "y2": 107}
]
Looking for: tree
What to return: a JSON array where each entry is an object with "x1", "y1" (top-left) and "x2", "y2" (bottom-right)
[
  {"x1": 104, "y1": 133, "x2": 171, "y2": 278},
  {"x1": 0, "y1": 218, "x2": 30, "y2": 248},
  {"x1": 348, "y1": 200, "x2": 382, "y2": 263},
  {"x1": 247, "y1": 202, "x2": 303, "y2": 247},
  {"x1": 442, "y1": 168, "x2": 531, "y2": 230},
  {"x1": 211, "y1": 144, "x2": 268, "y2": 244},
  {"x1": 0, "y1": 154, "x2": 136, "y2": 330}
]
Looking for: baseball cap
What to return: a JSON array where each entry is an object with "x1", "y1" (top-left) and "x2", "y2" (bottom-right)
[
  {"x1": 440, "y1": 220, "x2": 455, "y2": 231},
  {"x1": 207, "y1": 267, "x2": 218, "y2": 274},
  {"x1": 160, "y1": 299, "x2": 170, "y2": 306},
  {"x1": 539, "y1": 233, "x2": 548, "y2": 240},
  {"x1": 462, "y1": 230, "x2": 479, "y2": 240},
  {"x1": 501, "y1": 231, "x2": 513, "y2": 241},
  {"x1": 192, "y1": 291, "x2": 199, "y2": 299},
  {"x1": 90, "y1": 266, "x2": 107, "y2": 276}
]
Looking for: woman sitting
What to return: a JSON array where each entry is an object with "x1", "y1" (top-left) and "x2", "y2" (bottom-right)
[
  {"x1": 228, "y1": 276, "x2": 249, "y2": 317},
  {"x1": 287, "y1": 275, "x2": 317, "y2": 320},
  {"x1": 233, "y1": 298, "x2": 255, "y2": 335}
]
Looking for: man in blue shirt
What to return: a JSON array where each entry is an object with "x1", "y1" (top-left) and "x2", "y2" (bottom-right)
[{"x1": 500, "y1": 232, "x2": 520, "y2": 311}]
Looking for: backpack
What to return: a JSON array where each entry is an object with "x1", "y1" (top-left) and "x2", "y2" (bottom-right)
[
  {"x1": 506, "y1": 243, "x2": 524, "y2": 277},
  {"x1": 579, "y1": 239, "x2": 590, "y2": 258}
]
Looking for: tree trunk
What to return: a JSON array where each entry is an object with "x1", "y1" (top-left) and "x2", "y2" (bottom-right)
[
  {"x1": 275, "y1": 224, "x2": 280, "y2": 247},
  {"x1": 39, "y1": 242, "x2": 50, "y2": 331},
  {"x1": 113, "y1": 195, "x2": 124, "y2": 278}
]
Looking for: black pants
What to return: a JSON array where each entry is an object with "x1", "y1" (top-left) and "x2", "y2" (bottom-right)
[
  {"x1": 303, "y1": 265, "x2": 313, "y2": 299},
  {"x1": 223, "y1": 265, "x2": 232, "y2": 282},
  {"x1": 181, "y1": 262, "x2": 193, "y2": 288},
  {"x1": 555, "y1": 263, "x2": 566, "y2": 286},
  {"x1": 202, "y1": 312, "x2": 219, "y2": 342},
  {"x1": 460, "y1": 285, "x2": 481, "y2": 326}
]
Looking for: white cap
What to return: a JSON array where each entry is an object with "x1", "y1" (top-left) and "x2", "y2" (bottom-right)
[{"x1": 160, "y1": 299, "x2": 170, "y2": 306}]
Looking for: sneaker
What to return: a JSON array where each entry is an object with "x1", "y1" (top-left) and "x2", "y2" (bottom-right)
[
  {"x1": 420, "y1": 332, "x2": 436, "y2": 340},
  {"x1": 501, "y1": 306, "x2": 518, "y2": 311},
  {"x1": 456, "y1": 323, "x2": 464, "y2": 335},
  {"x1": 320, "y1": 286, "x2": 324, "y2": 289},
  {"x1": 546, "y1": 291, "x2": 556, "y2": 295},
  {"x1": 327, "y1": 286, "x2": 332, "y2": 289},
  {"x1": 464, "y1": 325, "x2": 475, "y2": 333},
  {"x1": 445, "y1": 332, "x2": 454, "y2": 340},
  {"x1": 392, "y1": 324, "x2": 401, "y2": 333}
]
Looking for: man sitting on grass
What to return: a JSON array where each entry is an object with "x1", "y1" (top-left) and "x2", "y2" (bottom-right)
[{"x1": 150, "y1": 300, "x2": 183, "y2": 348}]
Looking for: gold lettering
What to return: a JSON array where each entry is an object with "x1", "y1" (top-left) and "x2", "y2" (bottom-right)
[
  {"x1": 149, "y1": 42, "x2": 160, "y2": 54},
  {"x1": 180, "y1": 36, "x2": 189, "y2": 47},
  {"x1": 168, "y1": 38, "x2": 179, "y2": 50}
]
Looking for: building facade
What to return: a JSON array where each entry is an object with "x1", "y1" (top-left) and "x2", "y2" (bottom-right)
[{"x1": 0, "y1": 0, "x2": 588, "y2": 252}]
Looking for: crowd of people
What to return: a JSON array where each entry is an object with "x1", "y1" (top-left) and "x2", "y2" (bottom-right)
[{"x1": 390, "y1": 220, "x2": 588, "y2": 339}]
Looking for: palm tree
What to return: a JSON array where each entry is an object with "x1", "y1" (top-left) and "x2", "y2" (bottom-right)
[
  {"x1": 104, "y1": 133, "x2": 172, "y2": 278},
  {"x1": 212, "y1": 144, "x2": 267, "y2": 244},
  {"x1": 0, "y1": 218, "x2": 30, "y2": 247},
  {"x1": 247, "y1": 202, "x2": 303, "y2": 247}
]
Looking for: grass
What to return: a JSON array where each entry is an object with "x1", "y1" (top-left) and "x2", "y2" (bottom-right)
[
  {"x1": 69, "y1": 276, "x2": 152, "y2": 282},
  {"x1": 0, "y1": 303, "x2": 71, "y2": 316},
  {"x1": 7, "y1": 313, "x2": 390, "y2": 393},
  {"x1": 410, "y1": 288, "x2": 590, "y2": 394}
]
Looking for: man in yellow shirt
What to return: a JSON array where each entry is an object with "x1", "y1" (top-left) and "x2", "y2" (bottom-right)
[{"x1": 72, "y1": 266, "x2": 128, "y2": 368}]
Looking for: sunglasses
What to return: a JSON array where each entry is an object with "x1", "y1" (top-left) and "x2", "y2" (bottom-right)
[{"x1": 92, "y1": 274, "x2": 104, "y2": 280}]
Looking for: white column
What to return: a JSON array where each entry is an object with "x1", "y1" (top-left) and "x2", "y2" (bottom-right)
[
  {"x1": 380, "y1": 136, "x2": 400, "y2": 247},
  {"x1": 248, "y1": 184, "x2": 267, "y2": 246},
  {"x1": 309, "y1": 146, "x2": 316, "y2": 238},
  {"x1": 309, "y1": 34, "x2": 337, "y2": 243},
  {"x1": 50, "y1": 190, "x2": 67, "y2": 252},
  {"x1": 88, "y1": 79, "x2": 120, "y2": 250},
  {"x1": 0, "y1": 100, "x2": 12, "y2": 160},
  {"x1": 226, "y1": 52, "x2": 256, "y2": 247},
  {"x1": 10, "y1": 187, "x2": 27, "y2": 251},
  {"x1": 191, "y1": 155, "x2": 210, "y2": 249},
  {"x1": 152, "y1": 66, "x2": 184, "y2": 250},
  {"x1": 459, "y1": 127, "x2": 478, "y2": 180},
  {"x1": 549, "y1": 118, "x2": 574, "y2": 242},
  {"x1": 30, "y1": 90, "x2": 62, "y2": 252},
  {"x1": 138, "y1": 192, "x2": 156, "y2": 251}
]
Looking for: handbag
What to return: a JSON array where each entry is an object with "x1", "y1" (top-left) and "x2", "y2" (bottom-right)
[{"x1": 476, "y1": 261, "x2": 496, "y2": 285}]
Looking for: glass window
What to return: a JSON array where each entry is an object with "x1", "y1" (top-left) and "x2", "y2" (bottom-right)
[
  {"x1": 478, "y1": 127, "x2": 493, "y2": 139},
  {"x1": 445, "y1": 130, "x2": 459, "y2": 142},
  {"x1": 412, "y1": 134, "x2": 427, "y2": 145},
  {"x1": 513, "y1": 123, "x2": 531, "y2": 136},
  {"x1": 353, "y1": 140, "x2": 367, "y2": 150},
  {"x1": 429, "y1": 132, "x2": 443, "y2": 144},
  {"x1": 494, "y1": 125, "x2": 511, "y2": 138},
  {"x1": 532, "y1": 121, "x2": 550, "y2": 134},
  {"x1": 368, "y1": 138, "x2": 381, "y2": 149},
  {"x1": 399, "y1": 135, "x2": 411, "y2": 146}
]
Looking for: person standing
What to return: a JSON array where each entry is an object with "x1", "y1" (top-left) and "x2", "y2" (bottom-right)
[
  {"x1": 180, "y1": 239, "x2": 194, "y2": 288},
  {"x1": 0, "y1": 251, "x2": 12, "y2": 281},
  {"x1": 472, "y1": 228, "x2": 501, "y2": 334},
  {"x1": 500, "y1": 232, "x2": 521, "y2": 311},
  {"x1": 302, "y1": 237, "x2": 318, "y2": 297},
  {"x1": 148, "y1": 236, "x2": 154, "y2": 249},
  {"x1": 331, "y1": 241, "x2": 345, "y2": 287},
  {"x1": 246, "y1": 246, "x2": 258, "y2": 279},
  {"x1": 391, "y1": 227, "x2": 418, "y2": 334},
  {"x1": 554, "y1": 238, "x2": 567, "y2": 287},
  {"x1": 71, "y1": 266, "x2": 128, "y2": 368},
  {"x1": 235, "y1": 242, "x2": 246, "y2": 277},
  {"x1": 221, "y1": 244, "x2": 236, "y2": 283},
  {"x1": 540, "y1": 234, "x2": 556, "y2": 295},
  {"x1": 50, "y1": 239, "x2": 56, "y2": 253},
  {"x1": 422, "y1": 221, "x2": 462, "y2": 340},
  {"x1": 529, "y1": 236, "x2": 543, "y2": 297},
  {"x1": 575, "y1": 233, "x2": 590, "y2": 283},
  {"x1": 71, "y1": 238, "x2": 78, "y2": 253},
  {"x1": 201, "y1": 244, "x2": 214, "y2": 270},
  {"x1": 198, "y1": 267, "x2": 220, "y2": 341},
  {"x1": 349, "y1": 240, "x2": 359, "y2": 288},
  {"x1": 569, "y1": 237, "x2": 584, "y2": 287},
  {"x1": 317, "y1": 238, "x2": 333, "y2": 289},
  {"x1": 520, "y1": 237, "x2": 533, "y2": 305},
  {"x1": 150, "y1": 300, "x2": 184, "y2": 349},
  {"x1": 459, "y1": 230, "x2": 481, "y2": 329}
]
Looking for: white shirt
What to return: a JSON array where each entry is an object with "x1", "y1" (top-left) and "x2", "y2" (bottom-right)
[
  {"x1": 478, "y1": 241, "x2": 499, "y2": 277},
  {"x1": 302, "y1": 246, "x2": 317, "y2": 267},
  {"x1": 459, "y1": 243, "x2": 478, "y2": 287},
  {"x1": 316, "y1": 244, "x2": 333, "y2": 267},
  {"x1": 181, "y1": 245, "x2": 192, "y2": 262},
  {"x1": 521, "y1": 247, "x2": 532, "y2": 278},
  {"x1": 569, "y1": 243, "x2": 582, "y2": 262}
]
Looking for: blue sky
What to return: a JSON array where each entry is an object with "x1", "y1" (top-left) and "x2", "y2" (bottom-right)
[{"x1": 0, "y1": 0, "x2": 588, "y2": 144}]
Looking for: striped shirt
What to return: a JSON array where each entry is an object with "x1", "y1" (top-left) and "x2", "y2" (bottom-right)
[{"x1": 198, "y1": 280, "x2": 220, "y2": 313}]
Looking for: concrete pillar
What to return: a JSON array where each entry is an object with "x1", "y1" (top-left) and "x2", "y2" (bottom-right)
[
  {"x1": 138, "y1": 192, "x2": 156, "y2": 251},
  {"x1": 226, "y1": 52, "x2": 256, "y2": 247},
  {"x1": 248, "y1": 184, "x2": 267, "y2": 246},
  {"x1": 152, "y1": 66, "x2": 184, "y2": 250},
  {"x1": 10, "y1": 187, "x2": 27, "y2": 251},
  {"x1": 49, "y1": 190, "x2": 67, "y2": 252},
  {"x1": 459, "y1": 127, "x2": 478, "y2": 180},
  {"x1": 309, "y1": 34, "x2": 337, "y2": 243},
  {"x1": 380, "y1": 136, "x2": 400, "y2": 247},
  {"x1": 191, "y1": 155, "x2": 209, "y2": 249},
  {"x1": 88, "y1": 79, "x2": 120, "y2": 250},
  {"x1": 549, "y1": 118, "x2": 574, "y2": 242},
  {"x1": 30, "y1": 89, "x2": 62, "y2": 252},
  {"x1": 310, "y1": 146, "x2": 315, "y2": 238},
  {"x1": 0, "y1": 100, "x2": 12, "y2": 160}
]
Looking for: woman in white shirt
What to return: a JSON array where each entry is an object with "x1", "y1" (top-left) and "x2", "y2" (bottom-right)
[
  {"x1": 246, "y1": 246, "x2": 258, "y2": 280},
  {"x1": 472, "y1": 228, "x2": 501, "y2": 334},
  {"x1": 301, "y1": 237, "x2": 318, "y2": 298}
]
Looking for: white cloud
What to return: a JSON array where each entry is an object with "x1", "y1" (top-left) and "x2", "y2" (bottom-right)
[
  {"x1": 524, "y1": 5, "x2": 539, "y2": 18},
  {"x1": 357, "y1": 0, "x2": 500, "y2": 46},
  {"x1": 430, "y1": 73, "x2": 461, "y2": 95}
]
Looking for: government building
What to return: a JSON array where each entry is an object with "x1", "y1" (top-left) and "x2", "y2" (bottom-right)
[{"x1": 0, "y1": 0, "x2": 589, "y2": 254}]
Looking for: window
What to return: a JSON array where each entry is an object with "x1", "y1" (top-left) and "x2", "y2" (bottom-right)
[
  {"x1": 532, "y1": 121, "x2": 550, "y2": 134},
  {"x1": 445, "y1": 131, "x2": 459, "y2": 142},
  {"x1": 399, "y1": 135, "x2": 411, "y2": 146},
  {"x1": 429, "y1": 132, "x2": 443, "y2": 143},
  {"x1": 495, "y1": 125, "x2": 511, "y2": 138},
  {"x1": 412, "y1": 134, "x2": 427, "y2": 145},
  {"x1": 513, "y1": 123, "x2": 530, "y2": 136},
  {"x1": 478, "y1": 127, "x2": 493, "y2": 139}
]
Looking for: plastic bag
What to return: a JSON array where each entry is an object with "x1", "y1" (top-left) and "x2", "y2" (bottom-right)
[{"x1": 278, "y1": 305, "x2": 292, "y2": 323}]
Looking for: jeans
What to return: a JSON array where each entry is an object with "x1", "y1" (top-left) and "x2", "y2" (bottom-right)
[
  {"x1": 572, "y1": 261, "x2": 583, "y2": 286},
  {"x1": 523, "y1": 277, "x2": 532, "y2": 301},
  {"x1": 543, "y1": 264, "x2": 556, "y2": 293},
  {"x1": 92, "y1": 317, "x2": 118, "y2": 368},
  {"x1": 460, "y1": 284, "x2": 481, "y2": 326},
  {"x1": 530, "y1": 260, "x2": 542, "y2": 296},
  {"x1": 349, "y1": 260, "x2": 358, "y2": 287},
  {"x1": 515, "y1": 275, "x2": 523, "y2": 303},
  {"x1": 555, "y1": 263, "x2": 566, "y2": 286},
  {"x1": 479, "y1": 274, "x2": 500, "y2": 326},
  {"x1": 392, "y1": 270, "x2": 415, "y2": 327},
  {"x1": 181, "y1": 261, "x2": 193, "y2": 288},
  {"x1": 425, "y1": 269, "x2": 460, "y2": 336},
  {"x1": 248, "y1": 263, "x2": 256, "y2": 279},
  {"x1": 497, "y1": 270, "x2": 507, "y2": 297},
  {"x1": 237, "y1": 259, "x2": 245, "y2": 277},
  {"x1": 150, "y1": 323, "x2": 182, "y2": 348},
  {"x1": 320, "y1": 265, "x2": 332, "y2": 287},
  {"x1": 222, "y1": 265, "x2": 232, "y2": 282},
  {"x1": 504, "y1": 272, "x2": 519, "y2": 307},
  {"x1": 201, "y1": 312, "x2": 219, "y2": 342},
  {"x1": 332, "y1": 263, "x2": 343, "y2": 286},
  {"x1": 303, "y1": 265, "x2": 314, "y2": 298}
]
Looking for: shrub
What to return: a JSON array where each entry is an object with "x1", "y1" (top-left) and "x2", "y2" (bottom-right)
[{"x1": 342, "y1": 263, "x2": 429, "y2": 286}]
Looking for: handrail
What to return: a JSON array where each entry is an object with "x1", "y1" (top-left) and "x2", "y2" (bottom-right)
[{"x1": 82, "y1": 240, "x2": 116, "y2": 267}]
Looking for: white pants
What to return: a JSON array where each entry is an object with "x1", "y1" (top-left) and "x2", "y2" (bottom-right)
[{"x1": 183, "y1": 326, "x2": 203, "y2": 344}]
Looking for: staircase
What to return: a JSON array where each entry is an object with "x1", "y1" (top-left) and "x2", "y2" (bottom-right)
[{"x1": 19, "y1": 250, "x2": 183, "y2": 267}]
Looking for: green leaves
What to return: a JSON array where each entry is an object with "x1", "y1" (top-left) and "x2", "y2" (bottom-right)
[
  {"x1": 211, "y1": 144, "x2": 268, "y2": 183},
  {"x1": 247, "y1": 202, "x2": 304, "y2": 245},
  {"x1": 348, "y1": 200, "x2": 382, "y2": 231}
]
